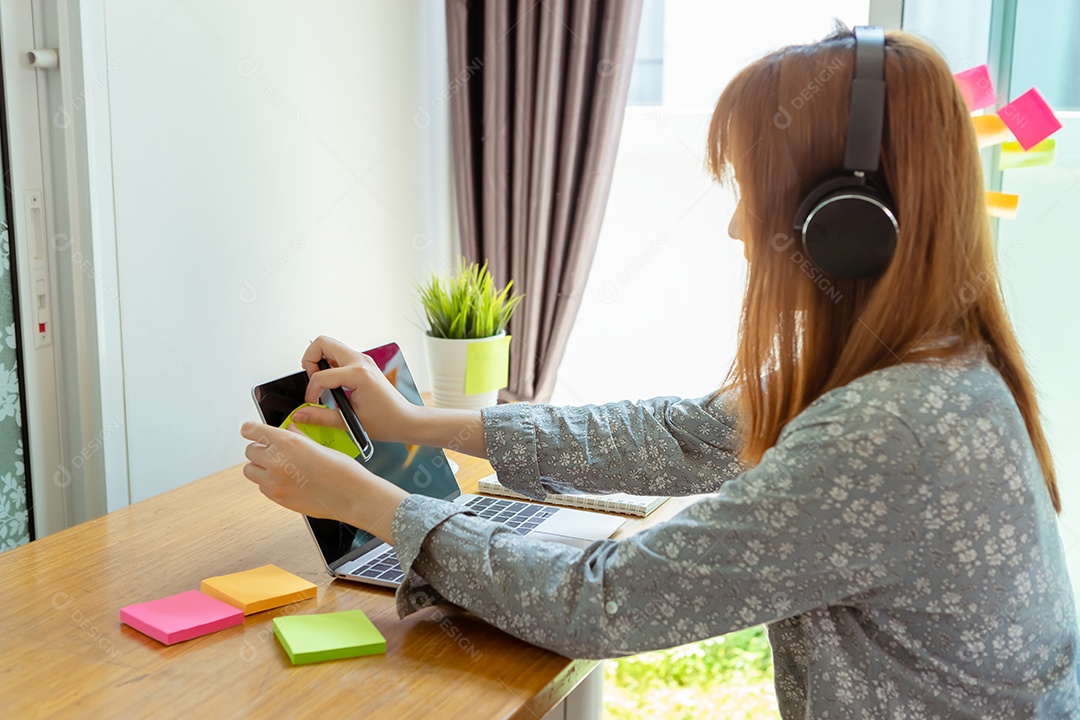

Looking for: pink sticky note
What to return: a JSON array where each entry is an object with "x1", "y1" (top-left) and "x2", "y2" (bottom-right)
[
  {"x1": 997, "y1": 88, "x2": 1062, "y2": 150},
  {"x1": 120, "y1": 590, "x2": 244, "y2": 645},
  {"x1": 954, "y1": 65, "x2": 996, "y2": 112}
]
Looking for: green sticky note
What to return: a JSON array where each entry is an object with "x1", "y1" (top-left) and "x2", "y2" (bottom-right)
[
  {"x1": 280, "y1": 403, "x2": 361, "y2": 458},
  {"x1": 273, "y1": 610, "x2": 386, "y2": 665},
  {"x1": 465, "y1": 335, "x2": 512, "y2": 395},
  {"x1": 1000, "y1": 139, "x2": 1056, "y2": 169}
]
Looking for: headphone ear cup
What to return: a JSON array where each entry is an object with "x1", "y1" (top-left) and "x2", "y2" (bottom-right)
[
  {"x1": 797, "y1": 184, "x2": 898, "y2": 280},
  {"x1": 793, "y1": 181, "x2": 840, "y2": 233}
]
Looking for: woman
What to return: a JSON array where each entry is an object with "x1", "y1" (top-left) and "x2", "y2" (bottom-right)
[{"x1": 240, "y1": 28, "x2": 1078, "y2": 718}]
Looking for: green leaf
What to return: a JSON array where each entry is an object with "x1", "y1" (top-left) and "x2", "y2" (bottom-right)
[{"x1": 415, "y1": 259, "x2": 524, "y2": 339}]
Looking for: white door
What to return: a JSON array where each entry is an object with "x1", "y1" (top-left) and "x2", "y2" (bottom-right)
[{"x1": 0, "y1": 0, "x2": 68, "y2": 541}]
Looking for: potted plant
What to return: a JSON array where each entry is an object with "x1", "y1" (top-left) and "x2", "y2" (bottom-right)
[{"x1": 418, "y1": 260, "x2": 524, "y2": 409}]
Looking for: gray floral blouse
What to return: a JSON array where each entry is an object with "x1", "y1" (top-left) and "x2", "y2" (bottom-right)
[{"x1": 391, "y1": 350, "x2": 1079, "y2": 718}]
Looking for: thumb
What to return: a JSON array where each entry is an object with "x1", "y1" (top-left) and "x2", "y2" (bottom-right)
[{"x1": 291, "y1": 405, "x2": 347, "y2": 430}]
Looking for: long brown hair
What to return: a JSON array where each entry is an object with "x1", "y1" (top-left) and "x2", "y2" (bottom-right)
[{"x1": 708, "y1": 29, "x2": 1060, "y2": 511}]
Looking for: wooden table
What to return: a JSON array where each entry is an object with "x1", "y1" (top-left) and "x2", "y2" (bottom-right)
[{"x1": 0, "y1": 451, "x2": 692, "y2": 719}]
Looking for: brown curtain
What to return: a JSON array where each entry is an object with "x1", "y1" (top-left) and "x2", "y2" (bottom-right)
[{"x1": 446, "y1": 0, "x2": 644, "y2": 403}]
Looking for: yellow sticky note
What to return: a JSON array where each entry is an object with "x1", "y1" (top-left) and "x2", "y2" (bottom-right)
[
  {"x1": 973, "y1": 114, "x2": 1011, "y2": 149},
  {"x1": 986, "y1": 191, "x2": 1020, "y2": 219},
  {"x1": 281, "y1": 403, "x2": 361, "y2": 458},
  {"x1": 999, "y1": 139, "x2": 1055, "y2": 169},
  {"x1": 201, "y1": 564, "x2": 317, "y2": 615},
  {"x1": 465, "y1": 335, "x2": 511, "y2": 395}
]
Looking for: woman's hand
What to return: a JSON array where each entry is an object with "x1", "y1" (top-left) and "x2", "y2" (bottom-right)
[
  {"x1": 293, "y1": 335, "x2": 422, "y2": 444},
  {"x1": 293, "y1": 335, "x2": 491, "y2": 458},
  {"x1": 240, "y1": 421, "x2": 408, "y2": 543}
]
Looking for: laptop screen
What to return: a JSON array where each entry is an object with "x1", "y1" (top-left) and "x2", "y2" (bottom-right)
[{"x1": 253, "y1": 342, "x2": 461, "y2": 569}]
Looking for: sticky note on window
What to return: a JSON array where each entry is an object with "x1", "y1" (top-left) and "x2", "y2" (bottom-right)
[
  {"x1": 201, "y1": 564, "x2": 317, "y2": 615},
  {"x1": 120, "y1": 590, "x2": 244, "y2": 645},
  {"x1": 997, "y1": 88, "x2": 1062, "y2": 150},
  {"x1": 281, "y1": 403, "x2": 361, "y2": 458},
  {"x1": 986, "y1": 191, "x2": 1020, "y2": 219},
  {"x1": 954, "y1": 65, "x2": 996, "y2": 111},
  {"x1": 273, "y1": 610, "x2": 386, "y2": 665},
  {"x1": 999, "y1": 139, "x2": 1056, "y2": 169},
  {"x1": 972, "y1": 114, "x2": 1011, "y2": 149},
  {"x1": 465, "y1": 335, "x2": 511, "y2": 395}
]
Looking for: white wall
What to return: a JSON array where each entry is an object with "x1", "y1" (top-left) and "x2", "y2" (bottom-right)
[{"x1": 101, "y1": 0, "x2": 451, "y2": 502}]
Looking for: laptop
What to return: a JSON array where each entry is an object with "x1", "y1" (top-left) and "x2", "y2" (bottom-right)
[{"x1": 252, "y1": 341, "x2": 624, "y2": 588}]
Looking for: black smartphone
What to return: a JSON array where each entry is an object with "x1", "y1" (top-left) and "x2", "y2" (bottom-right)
[
  {"x1": 316, "y1": 358, "x2": 374, "y2": 461},
  {"x1": 250, "y1": 363, "x2": 374, "y2": 461}
]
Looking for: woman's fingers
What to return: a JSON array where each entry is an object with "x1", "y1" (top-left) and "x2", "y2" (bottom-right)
[
  {"x1": 241, "y1": 420, "x2": 277, "y2": 444},
  {"x1": 301, "y1": 335, "x2": 361, "y2": 377},
  {"x1": 241, "y1": 421, "x2": 319, "y2": 494},
  {"x1": 290, "y1": 405, "x2": 346, "y2": 429},
  {"x1": 244, "y1": 441, "x2": 268, "y2": 467},
  {"x1": 294, "y1": 339, "x2": 413, "y2": 444},
  {"x1": 242, "y1": 461, "x2": 268, "y2": 483},
  {"x1": 303, "y1": 365, "x2": 359, "y2": 405},
  {"x1": 241, "y1": 421, "x2": 301, "y2": 457}
]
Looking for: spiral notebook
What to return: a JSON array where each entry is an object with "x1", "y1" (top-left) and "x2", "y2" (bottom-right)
[{"x1": 477, "y1": 473, "x2": 669, "y2": 518}]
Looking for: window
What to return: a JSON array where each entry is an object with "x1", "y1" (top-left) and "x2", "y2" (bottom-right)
[
  {"x1": 993, "y1": 0, "x2": 1080, "y2": 605},
  {"x1": 1011, "y1": 0, "x2": 1080, "y2": 110},
  {"x1": 912, "y1": 0, "x2": 1080, "y2": 612},
  {"x1": 627, "y1": 0, "x2": 664, "y2": 106},
  {"x1": 552, "y1": 0, "x2": 871, "y2": 407}
]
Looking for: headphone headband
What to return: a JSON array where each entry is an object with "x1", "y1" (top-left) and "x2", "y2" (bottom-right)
[
  {"x1": 844, "y1": 27, "x2": 886, "y2": 173},
  {"x1": 792, "y1": 26, "x2": 898, "y2": 280}
]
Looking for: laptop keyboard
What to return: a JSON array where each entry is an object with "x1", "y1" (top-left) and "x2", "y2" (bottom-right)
[
  {"x1": 353, "y1": 546, "x2": 405, "y2": 584},
  {"x1": 350, "y1": 497, "x2": 556, "y2": 584},
  {"x1": 463, "y1": 496, "x2": 557, "y2": 531}
]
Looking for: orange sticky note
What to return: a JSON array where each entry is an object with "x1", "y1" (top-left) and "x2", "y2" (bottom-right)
[
  {"x1": 972, "y1": 114, "x2": 1011, "y2": 149},
  {"x1": 201, "y1": 565, "x2": 317, "y2": 615},
  {"x1": 986, "y1": 191, "x2": 1020, "y2": 219}
]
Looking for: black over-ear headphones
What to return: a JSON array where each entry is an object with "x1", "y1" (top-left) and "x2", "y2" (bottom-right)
[{"x1": 792, "y1": 26, "x2": 898, "y2": 280}]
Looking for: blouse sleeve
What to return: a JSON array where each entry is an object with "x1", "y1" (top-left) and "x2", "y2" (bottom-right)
[
  {"x1": 480, "y1": 394, "x2": 746, "y2": 498},
  {"x1": 392, "y1": 402, "x2": 929, "y2": 659}
]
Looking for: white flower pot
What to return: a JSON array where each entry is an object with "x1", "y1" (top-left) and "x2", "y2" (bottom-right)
[{"x1": 423, "y1": 332, "x2": 509, "y2": 410}]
